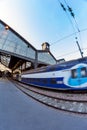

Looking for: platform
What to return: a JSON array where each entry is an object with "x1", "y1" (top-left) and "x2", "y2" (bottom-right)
[{"x1": 0, "y1": 78, "x2": 87, "y2": 130}]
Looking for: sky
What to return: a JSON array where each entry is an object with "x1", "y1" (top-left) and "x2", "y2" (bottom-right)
[{"x1": 0, "y1": 0, "x2": 87, "y2": 61}]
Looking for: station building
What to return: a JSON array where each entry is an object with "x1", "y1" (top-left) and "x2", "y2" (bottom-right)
[{"x1": 0, "y1": 20, "x2": 57, "y2": 73}]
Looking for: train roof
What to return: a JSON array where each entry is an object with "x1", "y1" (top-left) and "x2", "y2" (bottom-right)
[{"x1": 22, "y1": 56, "x2": 87, "y2": 74}]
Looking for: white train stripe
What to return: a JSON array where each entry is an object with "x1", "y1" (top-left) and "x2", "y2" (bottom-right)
[{"x1": 21, "y1": 70, "x2": 69, "y2": 78}]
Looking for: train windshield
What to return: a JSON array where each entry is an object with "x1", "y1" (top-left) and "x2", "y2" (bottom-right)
[
  {"x1": 68, "y1": 66, "x2": 87, "y2": 87},
  {"x1": 81, "y1": 67, "x2": 87, "y2": 77},
  {"x1": 71, "y1": 69, "x2": 77, "y2": 78},
  {"x1": 71, "y1": 67, "x2": 87, "y2": 78}
]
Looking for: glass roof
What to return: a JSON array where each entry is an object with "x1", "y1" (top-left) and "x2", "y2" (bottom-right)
[{"x1": 0, "y1": 20, "x2": 57, "y2": 69}]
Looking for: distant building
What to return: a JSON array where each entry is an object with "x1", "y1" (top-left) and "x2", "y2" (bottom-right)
[
  {"x1": 57, "y1": 58, "x2": 65, "y2": 64},
  {"x1": 36, "y1": 42, "x2": 57, "y2": 66}
]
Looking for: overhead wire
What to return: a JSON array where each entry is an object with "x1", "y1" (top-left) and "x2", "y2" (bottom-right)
[
  {"x1": 57, "y1": 0, "x2": 77, "y2": 34},
  {"x1": 63, "y1": 0, "x2": 80, "y2": 32},
  {"x1": 56, "y1": 47, "x2": 87, "y2": 60},
  {"x1": 63, "y1": 0, "x2": 83, "y2": 58},
  {"x1": 50, "y1": 27, "x2": 87, "y2": 45},
  {"x1": 53, "y1": 0, "x2": 84, "y2": 58},
  {"x1": 56, "y1": 49, "x2": 80, "y2": 58}
]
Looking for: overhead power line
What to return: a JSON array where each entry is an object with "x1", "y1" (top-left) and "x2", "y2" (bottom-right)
[
  {"x1": 56, "y1": 0, "x2": 83, "y2": 58},
  {"x1": 63, "y1": 0, "x2": 80, "y2": 32},
  {"x1": 50, "y1": 27, "x2": 87, "y2": 46},
  {"x1": 56, "y1": 47, "x2": 87, "y2": 59},
  {"x1": 57, "y1": 0, "x2": 76, "y2": 33}
]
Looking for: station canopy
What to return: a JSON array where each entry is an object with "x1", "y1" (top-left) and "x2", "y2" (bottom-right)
[{"x1": 0, "y1": 20, "x2": 57, "y2": 71}]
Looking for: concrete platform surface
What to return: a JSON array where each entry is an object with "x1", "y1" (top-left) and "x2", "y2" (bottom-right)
[{"x1": 0, "y1": 78, "x2": 87, "y2": 130}]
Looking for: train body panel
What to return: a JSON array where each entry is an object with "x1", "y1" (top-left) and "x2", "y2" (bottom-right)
[{"x1": 20, "y1": 57, "x2": 87, "y2": 90}]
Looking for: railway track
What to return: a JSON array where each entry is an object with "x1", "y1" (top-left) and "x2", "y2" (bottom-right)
[{"x1": 12, "y1": 80, "x2": 87, "y2": 115}]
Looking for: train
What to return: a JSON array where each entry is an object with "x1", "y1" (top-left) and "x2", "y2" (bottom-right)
[{"x1": 19, "y1": 56, "x2": 87, "y2": 90}]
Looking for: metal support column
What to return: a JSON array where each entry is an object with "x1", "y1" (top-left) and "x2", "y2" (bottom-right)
[{"x1": 34, "y1": 50, "x2": 38, "y2": 69}]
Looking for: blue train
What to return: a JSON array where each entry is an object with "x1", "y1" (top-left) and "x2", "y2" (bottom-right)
[{"x1": 21, "y1": 57, "x2": 87, "y2": 90}]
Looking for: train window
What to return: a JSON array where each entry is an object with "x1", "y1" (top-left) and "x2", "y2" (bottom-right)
[
  {"x1": 71, "y1": 69, "x2": 77, "y2": 78},
  {"x1": 49, "y1": 66, "x2": 57, "y2": 71},
  {"x1": 51, "y1": 78, "x2": 56, "y2": 84},
  {"x1": 81, "y1": 67, "x2": 87, "y2": 77},
  {"x1": 43, "y1": 79, "x2": 47, "y2": 84}
]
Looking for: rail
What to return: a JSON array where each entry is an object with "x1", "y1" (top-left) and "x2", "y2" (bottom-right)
[{"x1": 12, "y1": 80, "x2": 87, "y2": 115}]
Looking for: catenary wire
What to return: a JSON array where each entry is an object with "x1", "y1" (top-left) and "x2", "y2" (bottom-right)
[
  {"x1": 50, "y1": 27, "x2": 87, "y2": 46},
  {"x1": 56, "y1": 0, "x2": 83, "y2": 58}
]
